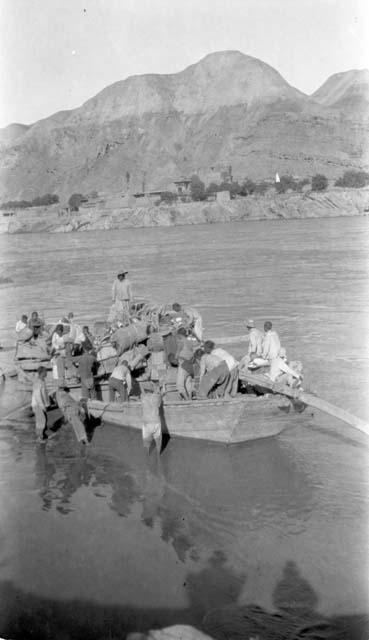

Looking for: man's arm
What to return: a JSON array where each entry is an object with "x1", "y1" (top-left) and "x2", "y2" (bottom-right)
[
  {"x1": 199, "y1": 356, "x2": 206, "y2": 380},
  {"x1": 262, "y1": 334, "x2": 269, "y2": 359},
  {"x1": 127, "y1": 281, "x2": 132, "y2": 301},
  {"x1": 126, "y1": 370, "x2": 132, "y2": 395},
  {"x1": 248, "y1": 332, "x2": 255, "y2": 355},
  {"x1": 112, "y1": 280, "x2": 116, "y2": 302},
  {"x1": 41, "y1": 382, "x2": 50, "y2": 408}
]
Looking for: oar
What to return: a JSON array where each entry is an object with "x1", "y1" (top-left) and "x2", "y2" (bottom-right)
[
  {"x1": 0, "y1": 401, "x2": 31, "y2": 422},
  {"x1": 212, "y1": 334, "x2": 249, "y2": 344},
  {"x1": 297, "y1": 391, "x2": 369, "y2": 436},
  {"x1": 239, "y1": 370, "x2": 369, "y2": 436}
]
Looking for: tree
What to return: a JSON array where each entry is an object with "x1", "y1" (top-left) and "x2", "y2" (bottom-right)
[
  {"x1": 190, "y1": 175, "x2": 206, "y2": 201},
  {"x1": 239, "y1": 178, "x2": 256, "y2": 196},
  {"x1": 311, "y1": 174, "x2": 328, "y2": 191},
  {"x1": 206, "y1": 182, "x2": 221, "y2": 195},
  {"x1": 295, "y1": 178, "x2": 310, "y2": 192},
  {"x1": 68, "y1": 193, "x2": 84, "y2": 211},
  {"x1": 276, "y1": 175, "x2": 298, "y2": 194},
  {"x1": 160, "y1": 191, "x2": 177, "y2": 204},
  {"x1": 218, "y1": 181, "x2": 241, "y2": 198},
  {"x1": 32, "y1": 193, "x2": 59, "y2": 206},
  {"x1": 335, "y1": 170, "x2": 369, "y2": 188},
  {"x1": 0, "y1": 192, "x2": 59, "y2": 209}
]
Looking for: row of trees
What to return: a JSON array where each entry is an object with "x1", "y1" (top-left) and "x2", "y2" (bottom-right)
[
  {"x1": 335, "y1": 170, "x2": 369, "y2": 188},
  {"x1": 1, "y1": 170, "x2": 368, "y2": 210},
  {"x1": 162, "y1": 169, "x2": 369, "y2": 204},
  {"x1": 0, "y1": 193, "x2": 59, "y2": 210},
  {"x1": 179, "y1": 174, "x2": 328, "y2": 202}
]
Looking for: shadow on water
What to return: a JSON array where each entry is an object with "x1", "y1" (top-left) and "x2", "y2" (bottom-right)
[
  {"x1": 202, "y1": 557, "x2": 369, "y2": 640},
  {"x1": 2, "y1": 422, "x2": 368, "y2": 638},
  {"x1": 0, "y1": 558, "x2": 368, "y2": 639}
]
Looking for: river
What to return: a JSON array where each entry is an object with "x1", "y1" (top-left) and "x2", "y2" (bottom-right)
[{"x1": 0, "y1": 217, "x2": 368, "y2": 639}]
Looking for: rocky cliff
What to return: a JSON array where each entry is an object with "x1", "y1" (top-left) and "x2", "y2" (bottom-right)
[
  {"x1": 2, "y1": 188, "x2": 368, "y2": 235},
  {"x1": 0, "y1": 51, "x2": 368, "y2": 201}
]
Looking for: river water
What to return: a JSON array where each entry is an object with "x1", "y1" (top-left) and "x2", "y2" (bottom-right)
[{"x1": 0, "y1": 217, "x2": 368, "y2": 638}]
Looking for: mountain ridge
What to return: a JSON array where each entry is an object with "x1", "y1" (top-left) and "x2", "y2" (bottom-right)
[{"x1": 0, "y1": 50, "x2": 368, "y2": 200}]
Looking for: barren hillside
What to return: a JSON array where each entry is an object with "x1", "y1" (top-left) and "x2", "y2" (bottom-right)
[{"x1": 0, "y1": 51, "x2": 368, "y2": 201}]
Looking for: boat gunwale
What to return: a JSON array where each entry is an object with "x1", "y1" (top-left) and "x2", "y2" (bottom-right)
[{"x1": 87, "y1": 393, "x2": 283, "y2": 411}]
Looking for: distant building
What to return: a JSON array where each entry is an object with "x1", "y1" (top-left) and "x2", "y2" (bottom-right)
[
  {"x1": 201, "y1": 163, "x2": 233, "y2": 186},
  {"x1": 216, "y1": 190, "x2": 231, "y2": 203},
  {"x1": 173, "y1": 178, "x2": 191, "y2": 195}
]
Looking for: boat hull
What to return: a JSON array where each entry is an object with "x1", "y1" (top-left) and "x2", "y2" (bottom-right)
[{"x1": 87, "y1": 394, "x2": 298, "y2": 444}]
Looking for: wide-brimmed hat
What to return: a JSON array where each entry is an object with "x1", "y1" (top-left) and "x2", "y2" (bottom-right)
[
  {"x1": 246, "y1": 319, "x2": 254, "y2": 328},
  {"x1": 118, "y1": 270, "x2": 128, "y2": 277}
]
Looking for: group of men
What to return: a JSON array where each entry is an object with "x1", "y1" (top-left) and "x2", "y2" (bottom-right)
[
  {"x1": 27, "y1": 269, "x2": 302, "y2": 452},
  {"x1": 25, "y1": 311, "x2": 97, "y2": 442},
  {"x1": 15, "y1": 311, "x2": 45, "y2": 340},
  {"x1": 171, "y1": 317, "x2": 302, "y2": 402}
]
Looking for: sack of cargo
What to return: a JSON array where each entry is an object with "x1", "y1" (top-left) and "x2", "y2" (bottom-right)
[
  {"x1": 16, "y1": 339, "x2": 49, "y2": 361},
  {"x1": 17, "y1": 327, "x2": 33, "y2": 343},
  {"x1": 107, "y1": 301, "x2": 130, "y2": 326},
  {"x1": 110, "y1": 321, "x2": 148, "y2": 355},
  {"x1": 119, "y1": 344, "x2": 149, "y2": 370},
  {"x1": 96, "y1": 344, "x2": 118, "y2": 375}
]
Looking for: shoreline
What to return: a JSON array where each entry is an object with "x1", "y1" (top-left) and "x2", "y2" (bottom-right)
[{"x1": 1, "y1": 187, "x2": 368, "y2": 235}]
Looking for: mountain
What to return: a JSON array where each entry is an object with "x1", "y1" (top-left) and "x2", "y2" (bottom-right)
[
  {"x1": 0, "y1": 51, "x2": 368, "y2": 201},
  {"x1": 0, "y1": 123, "x2": 30, "y2": 145},
  {"x1": 312, "y1": 69, "x2": 369, "y2": 112}
]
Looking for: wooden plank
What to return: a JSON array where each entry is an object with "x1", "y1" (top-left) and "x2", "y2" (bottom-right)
[
  {"x1": 55, "y1": 389, "x2": 88, "y2": 443},
  {"x1": 240, "y1": 369, "x2": 369, "y2": 435}
]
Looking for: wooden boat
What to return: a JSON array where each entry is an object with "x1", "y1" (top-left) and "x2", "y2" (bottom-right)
[{"x1": 86, "y1": 393, "x2": 303, "y2": 444}]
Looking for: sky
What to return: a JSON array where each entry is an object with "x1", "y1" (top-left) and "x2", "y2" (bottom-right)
[{"x1": 0, "y1": 0, "x2": 368, "y2": 128}]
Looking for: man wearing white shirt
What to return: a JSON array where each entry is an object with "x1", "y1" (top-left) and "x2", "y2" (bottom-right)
[
  {"x1": 15, "y1": 314, "x2": 28, "y2": 334},
  {"x1": 250, "y1": 321, "x2": 282, "y2": 369},
  {"x1": 198, "y1": 341, "x2": 232, "y2": 399},
  {"x1": 247, "y1": 320, "x2": 263, "y2": 358},
  {"x1": 64, "y1": 312, "x2": 85, "y2": 354},
  {"x1": 267, "y1": 348, "x2": 303, "y2": 387},
  {"x1": 32, "y1": 366, "x2": 51, "y2": 441},
  {"x1": 261, "y1": 321, "x2": 281, "y2": 361},
  {"x1": 239, "y1": 319, "x2": 264, "y2": 371},
  {"x1": 112, "y1": 272, "x2": 132, "y2": 309},
  {"x1": 51, "y1": 325, "x2": 66, "y2": 385},
  {"x1": 212, "y1": 346, "x2": 239, "y2": 397},
  {"x1": 172, "y1": 303, "x2": 203, "y2": 341},
  {"x1": 109, "y1": 360, "x2": 132, "y2": 402}
]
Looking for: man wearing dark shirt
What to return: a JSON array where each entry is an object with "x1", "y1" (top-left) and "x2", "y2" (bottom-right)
[{"x1": 77, "y1": 347, "x2": 97, "y2": 399}]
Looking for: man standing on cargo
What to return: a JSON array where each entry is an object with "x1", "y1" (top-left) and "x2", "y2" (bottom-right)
[{"x1": 112, "y1": 271, "x2": 133, "y2": 313}]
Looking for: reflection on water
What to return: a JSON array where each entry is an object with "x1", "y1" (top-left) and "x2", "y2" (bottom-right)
[
  {"x1": 28, "y1": 422, "x2": 315, "y2": 564},
  {"x1": 0, "y1": 217, "x2": 368, "y2": 636}
]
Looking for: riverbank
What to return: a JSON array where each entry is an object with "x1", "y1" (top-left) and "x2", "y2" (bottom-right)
[{"x1": 1, "y1": 187, "x2": 368, "y2": 234}]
